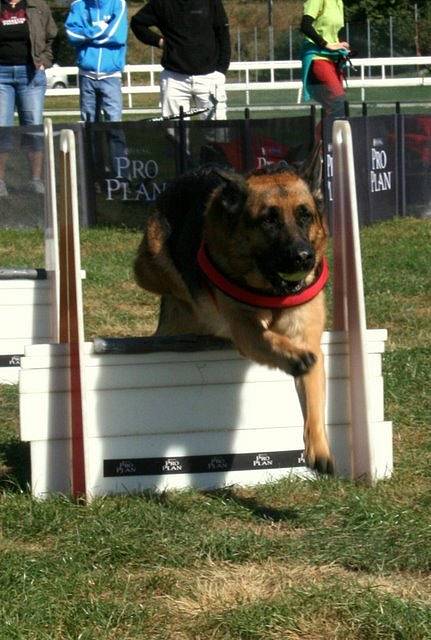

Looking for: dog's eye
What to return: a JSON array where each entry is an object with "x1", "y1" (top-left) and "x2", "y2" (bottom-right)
[
  {"x1": 261, "y1": 207, "x2": 281, "y2": 228},
  {"x1": 296, "y1": 205, "x2": 314, "y2": 226}
]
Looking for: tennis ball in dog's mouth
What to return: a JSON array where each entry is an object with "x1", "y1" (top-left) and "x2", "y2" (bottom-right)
[{"x1": 278, "y1": 271, "x2": 306, "y2": 282}]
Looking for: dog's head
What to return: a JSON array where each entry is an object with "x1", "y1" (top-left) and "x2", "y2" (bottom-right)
[{"x1": 204, "y1": 146, "x2": 327, "y2": 295}]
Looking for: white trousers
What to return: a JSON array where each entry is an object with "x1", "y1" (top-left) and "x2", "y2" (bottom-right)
[{"x1": 160, "y1": 69, "x2": 227, "y2": 120}]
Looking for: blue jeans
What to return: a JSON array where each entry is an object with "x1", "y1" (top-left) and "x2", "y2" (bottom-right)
[
  {"x1": 0, "y1": 65, "x2": 46, "y2": 152},
  {"x1": 79, "y1": 75, "x2": 123, "y2": 123},
  {"x1": 79, "y1": 75, "x2": 126, "y2": 180}
]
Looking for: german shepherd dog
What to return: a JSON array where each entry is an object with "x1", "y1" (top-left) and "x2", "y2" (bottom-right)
[{"x1": 134, "y1": 147, "x2": 333, "y2": 474}]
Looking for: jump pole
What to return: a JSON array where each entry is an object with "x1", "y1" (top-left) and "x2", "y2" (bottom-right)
[
  {"x1": 331, "y1": 120, "x2": 375, "y2": 483},
  {"x1": 58, "y1": 129, "x2": 87, "y2": 499},
  {"x1": 44, "y1": 118, "x2": 60, "y2": 343}
]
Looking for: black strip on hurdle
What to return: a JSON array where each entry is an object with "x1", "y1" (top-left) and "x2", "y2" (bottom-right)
[
  {"x1": 104, "y1": 449, "x2": 306, "y2": 477},
  {"x1": 0, "y1": 355, "x2": 22, "y2": 367},
  {"x1": 0, "y1": 268, "x2": 47, "y2": 280},
  {"x1": 93, "y1": 334, "x2": 233, "y2": 355}
]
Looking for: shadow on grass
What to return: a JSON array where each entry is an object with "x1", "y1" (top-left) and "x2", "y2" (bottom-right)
[{"x1": 204, "y1": 487, "x2": 301, "y2": 522}]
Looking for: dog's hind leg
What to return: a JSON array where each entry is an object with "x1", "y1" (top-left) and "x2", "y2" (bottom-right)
[
  {"x1": 134, "y1": 216, "x2": 192, "y2": 304},
  {"x1": 294, "y1": 349, "x2": 333, "y2": 475}
]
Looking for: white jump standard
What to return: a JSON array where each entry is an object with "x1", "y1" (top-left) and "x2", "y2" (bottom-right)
[
  {"x1": 0, "y1": 269, "x2": 50, "y2": 384},
  {"x1": 20, "y1": 330, "x2": 392, "y2": 497}
]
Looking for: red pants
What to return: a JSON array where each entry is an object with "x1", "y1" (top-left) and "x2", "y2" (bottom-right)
[{"x1": 309, "y1": 59, "x2": 345, "y2": 117}]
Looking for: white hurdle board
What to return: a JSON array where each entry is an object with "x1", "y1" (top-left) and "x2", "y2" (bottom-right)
[
  {"x1": 0, "y1": 271, "x2": 51, "y2": 384},
  {"x1": 19, "y1": 331, "x2": 392, "y2": 498},
  {"x1": 0, "y1": 120, "x2": 59, "y2": 385}
]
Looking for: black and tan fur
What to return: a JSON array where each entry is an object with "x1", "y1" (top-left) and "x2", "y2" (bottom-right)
[{"x1": 134, "y1": 148, "x2": 333, "y2": 473}]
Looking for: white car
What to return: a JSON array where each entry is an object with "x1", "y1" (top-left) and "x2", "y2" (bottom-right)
[{"x1": 46, "y1": 64, "x2": 69, "y2": 89}]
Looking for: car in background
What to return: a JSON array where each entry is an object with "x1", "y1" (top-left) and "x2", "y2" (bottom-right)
[{"x1": 46, "y1": 64, "x2": 69, "y2": 89}]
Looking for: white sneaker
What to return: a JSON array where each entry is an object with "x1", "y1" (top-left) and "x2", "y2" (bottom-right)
[
  {"x1": 29, "y1": 178, "x2": 45, "y2": 195},
  {"x1": 0, "y1": 179, "x2": 8, "y2": 197}
]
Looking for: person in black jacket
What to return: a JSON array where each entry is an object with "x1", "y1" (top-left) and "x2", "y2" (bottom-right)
[{"x1": 131, "y1": 0, "x2": 231, "y2": 120}]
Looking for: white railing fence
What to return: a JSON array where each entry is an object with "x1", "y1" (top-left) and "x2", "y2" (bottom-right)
[{"x1": 45, "y1": 56, "x2": 431, "y2": 117}]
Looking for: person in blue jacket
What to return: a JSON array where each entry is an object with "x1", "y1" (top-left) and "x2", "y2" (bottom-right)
[
  {"x1": 65, "y1": 0, "x2": 128, "y2": 124},
  {"x1": 65, "y1": 0, "x2": 128, "y2": 191}
]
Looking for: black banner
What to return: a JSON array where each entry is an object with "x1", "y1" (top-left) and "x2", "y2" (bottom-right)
[
  {"x1": 324, "y1": 115, "x2": 401, "y2": 227},
  {"x1": 82, "y1": 116, "x2": 315, "y2": 227},
  {"x1": 0, "y1": 125, "x2": 45, "y2": 228},
  {"x1": 403, "y1": 115, "x2": 431, "y2": 218},
  {"x1": 365, "y1": 115, "x2": 398, "y2": 222},
  {"x1": 104, "y1": 449, "x2": 306, "y2": 477},
  {"x1": 0, "y1": 355, "x2": 22, "y2": 367},
  {"x1": 1, "y1": 113, "x2": 430, "y2": 229}
]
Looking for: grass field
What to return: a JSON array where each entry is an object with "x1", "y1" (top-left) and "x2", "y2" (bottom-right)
[{"x1": 0, "y1": 217, "x2": 430, "y2": 639}]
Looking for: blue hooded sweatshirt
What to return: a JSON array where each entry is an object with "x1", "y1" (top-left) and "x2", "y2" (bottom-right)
[{"x1": 65, "y1": 0, "x2": 127, "y2": 77}]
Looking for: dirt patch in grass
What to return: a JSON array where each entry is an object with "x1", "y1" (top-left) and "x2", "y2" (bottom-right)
[
  {"x1": 133, "y1": 560, "x2": 431, "y2": 638},
  {"x1": 140, "y1": 561, "x2": 431, "y2": 615}
]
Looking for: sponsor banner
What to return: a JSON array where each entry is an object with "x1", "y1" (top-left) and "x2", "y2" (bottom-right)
[
  {"x1": 366, "y1": 115, "x2": 398, "y2": 222},
  {"x1": 81, "y1": 120, "x2": 177, "y2": 227},
  {"x1": 180, "y1": 116, "x2": 314, "y2": 174},
  {"x1": 324, "y1": 116, "x2": 398, "y2": 226},
  {"x1": 244, "y1": 116, "x2": 314, "y2": 170},
  {"x1": 104, "y1": 449, "x2": 306, "y2": 477},
  {"x1": 1, "y1": 114, "x2": 428, "y2": 229},
  {"x1": 83, "y1": 116, "x2": 314, "y2": 225},
  {"x1": 403, "y1": 115, "x2": 431, "y2": 218},
  {"x1": 0, "y1": 355, "x2": 22, "y2": 367},
  {"x1": 0, "y1": 125, "x2": 45, "y2": 228}
]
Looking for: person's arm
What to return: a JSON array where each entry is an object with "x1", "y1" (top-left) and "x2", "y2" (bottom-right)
[
  {"x1": 65, "y1": 1, "x2": 111, "y2": 46},
  {"x1": 94, "y1": 0, "x2": 128, "y2": 46},
  {"x1": 39, "y1": 5, "x2": 58, "y2": 68},
  {"x1": 213, "y1": 0, "x2": 230, "y2": 74},
  {"x1": 300, "y1": 14, "x2": 327, "y2": 48},
  {"x1": 301, "y1": 14, "x2": 349, "y2": 51},
  {"x1": 130, "y1": 1, "x2": 163, "y2": 49}
]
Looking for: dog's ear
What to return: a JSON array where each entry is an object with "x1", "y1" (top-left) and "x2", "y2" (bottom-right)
[
  {"x1": 299, "y1": 142, "x2": 323, "y2": 200},
  {"x1": 213, "y1": 169, "x2": 248, "y2": 219}
]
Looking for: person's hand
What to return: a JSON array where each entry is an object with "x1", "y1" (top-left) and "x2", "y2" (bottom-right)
[
  {"x1": 326, "y1": 41, "x2": 350, "y2": 51},
  {"x1": 94, "y1": 20, "x2": 109, "y2": 30}
]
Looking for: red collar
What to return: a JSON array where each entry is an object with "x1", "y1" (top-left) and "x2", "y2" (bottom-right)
[{"x1": 197, "y1": 243, "x2": 329, "y2": 309}]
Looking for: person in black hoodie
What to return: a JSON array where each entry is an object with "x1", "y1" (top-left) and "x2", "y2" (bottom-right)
[{"x1": 131, "y1": 0, "x2": 231, "y2": 120}]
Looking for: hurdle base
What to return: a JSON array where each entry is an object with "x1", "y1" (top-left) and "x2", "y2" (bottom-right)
[{"x1": 19, "y1": 330, "x2": 393, "y2": 499}]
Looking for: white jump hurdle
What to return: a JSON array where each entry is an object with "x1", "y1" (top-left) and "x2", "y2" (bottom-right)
[
  {"x1": 0, "y1": 120, "x2": 59, "y2": 384},
  {"x1": 19, "y1": 121, "x2": 393, "y2": 500}
]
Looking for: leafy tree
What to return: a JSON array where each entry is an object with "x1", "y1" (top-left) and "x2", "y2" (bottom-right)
[
  {"x1": 344, "y1": 0, "x2": 430, "y2": 22},
  {"x1": 344, "y1": 0, "x2": 431, "y2": 57}
]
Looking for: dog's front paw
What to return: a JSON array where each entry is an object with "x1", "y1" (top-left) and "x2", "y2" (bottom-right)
[
  {"x1": 288, "y1": 350, "x2": 317, "y2": 377},
  {"x1": 305, "y1": 441, "x2": 334, "y2": 475}
]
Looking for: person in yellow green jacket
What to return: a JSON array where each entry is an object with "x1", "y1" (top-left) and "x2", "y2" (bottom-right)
[{"x1": 301, "y1": 0, "x2": 350, "y2": 119}]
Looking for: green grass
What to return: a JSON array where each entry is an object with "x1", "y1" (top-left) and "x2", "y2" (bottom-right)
[{"x1": 0, "y1": 217, "x2": 430, "y2": 638}]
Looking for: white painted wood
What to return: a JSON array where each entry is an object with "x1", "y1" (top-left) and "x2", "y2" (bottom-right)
[
  {"x1": 58, "y1": 129, "x2": 88, "y2": 498},
  {"x1": 20, "y1": 330, "x2": 392, "y2": 498},
  {"x1": 44, "y1": 118, "x2": 60, "y2": 344},
  {"x1": 332, "y1": 120, "x2": 378, "y2": 483}
]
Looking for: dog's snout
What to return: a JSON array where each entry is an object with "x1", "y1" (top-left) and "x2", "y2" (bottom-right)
[
  {"x1": 298, "y1": 248, "x2": 313, "y2": 261},
  {"x1": 293, "y1": 244, "x2": 315, "y2": 268}
]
